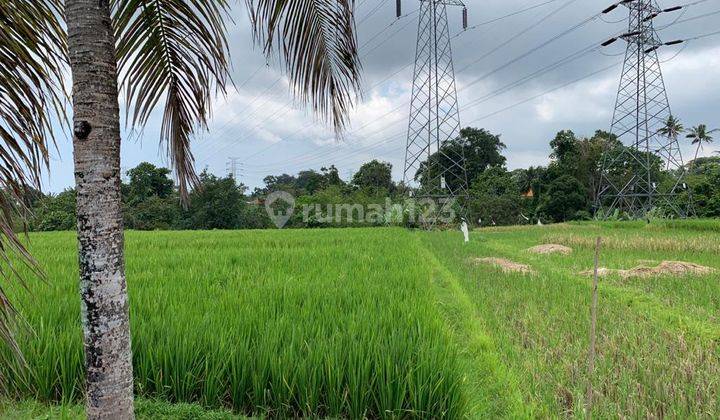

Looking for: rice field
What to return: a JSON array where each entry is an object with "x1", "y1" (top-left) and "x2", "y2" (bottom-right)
[
  {"x1": 1, "y1": 230, "x2": 466, "y2": 418},
  {"x1": 2, "y1": 221, "x2": 720, "y2": 418}
]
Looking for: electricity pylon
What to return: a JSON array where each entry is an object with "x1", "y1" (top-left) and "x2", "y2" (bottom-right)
[
  {"x1": 402, "y1": 0, "x2": 469, "y2": 202},
  {"x1": 596, "y1": 0, "x2": 690, "y2": 219},
  {"x1": 226, "y1": 157, "x2": 242, "y2": 181}
]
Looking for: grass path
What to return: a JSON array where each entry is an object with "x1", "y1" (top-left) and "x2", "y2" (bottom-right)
[{"x1": 413, "y1": 235, "x2": 530, "y2": 418}]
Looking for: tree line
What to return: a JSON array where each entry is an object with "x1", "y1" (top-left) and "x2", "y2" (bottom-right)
[{"x1": 28, "y1": 122, "x2": 720, "y2": 231}]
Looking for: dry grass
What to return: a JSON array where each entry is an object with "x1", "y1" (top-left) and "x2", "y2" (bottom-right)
[
  {"x1": 543, "y1": 233, "x2": 720, "y2": 253},
  {"x1": 527, "y1": 244, "x2": 573, "y2": 255},
  {"x1": 471, "y1": 257, "x2": 536, "y2": 274},
  {"x1": 581, "y1": 261, "x2": 716, "y2": 279}
]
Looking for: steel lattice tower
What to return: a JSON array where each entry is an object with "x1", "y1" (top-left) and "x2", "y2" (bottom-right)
[
  {"x1": 403, "y1": 0, "x2": 469, "y2": 200},
  {"x1": 597, "y1": 0, "x2": 689, "y2": 219}
]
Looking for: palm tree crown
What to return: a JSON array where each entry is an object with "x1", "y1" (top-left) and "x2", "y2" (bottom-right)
[
  {"x1": 686, "y1": 124, "x2": 718, "y2": 147},
  {"x1": 686, "y1": 124, "x2": 719, "y2": 171},
  {"x1": 658, "y1": 115, "x2": 684, "y2": 140}
]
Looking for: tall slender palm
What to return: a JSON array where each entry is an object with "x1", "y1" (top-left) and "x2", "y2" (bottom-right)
[
  {"x1": 686, "y1": 124, "x2": 719, "y2": 171},
  {"x1": 2, "y1": 0, "x2": 361, "y2": 417},
  {"x1": 658, "y1": 115, "x2": 684, "y2": 142},
  {"x1": 658, "y1": 115, "x2": 684, "y2": 171}
]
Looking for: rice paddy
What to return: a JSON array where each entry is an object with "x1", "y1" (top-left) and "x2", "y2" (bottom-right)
[{"x1": 2, "y1": 221, "x2": 720, "y2": 418}]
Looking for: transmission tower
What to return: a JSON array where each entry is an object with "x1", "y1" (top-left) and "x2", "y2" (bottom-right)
[
  {"x1": 402, "y1": 0, "x2": 469, "y2": 203},
  {"x1": 226, "y1": 157, "x2": 243, "y2": 181},
  {"x1": 596, "y1": 0, "x2": 690, "y2": 219}
]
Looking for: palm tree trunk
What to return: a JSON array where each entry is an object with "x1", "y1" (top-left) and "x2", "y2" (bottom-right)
[
  {"x1": 691, "y1": 145, "x2": 701, "y2": 173},
  {"x1": 65, "y1": 0, "x2": 135, "y2": 418}
]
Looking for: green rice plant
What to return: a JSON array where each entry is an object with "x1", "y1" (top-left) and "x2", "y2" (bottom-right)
[
  {"x1": 1, "y1": 229, "x2": 467, "y2": 418},
  {"x1": 4, "y1": 220, "x2": 720, "y2": 418}
]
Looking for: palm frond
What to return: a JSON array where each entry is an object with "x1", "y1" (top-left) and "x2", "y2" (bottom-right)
[
  {"x1": 112, "y1": 0, "x2": 232, "y2": 200},
  {"x1": 247, "y1": 0, "x2": 362, "y2": 136},
  {"x1": 0, "y1": 0, "x2": 67, "y2": 358}
]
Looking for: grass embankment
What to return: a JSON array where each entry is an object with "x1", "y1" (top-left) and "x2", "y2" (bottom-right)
[
  {"x1": 419, "y1": 221, "x2": 720, "y2": 417},
  {"x1": 1, "y1": 229, "x2": 466, "y2": 418}
]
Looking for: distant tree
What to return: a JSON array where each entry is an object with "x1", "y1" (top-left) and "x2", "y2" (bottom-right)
[
  {"x1": 321, "y1": 165, "x2": 344, "y2": 187},
  {"x1": 124, "y1": 196, "x2": 178, "y2": 230},
  {"x1": 549, "y1": 130, "x2": 580, "y2": 168},
  {"x1": 238, "y1": 203, "x2": 271, "y2": 229},
  {"x1": 296, "y1": 170, "x2": 327, "y2": 194},
  {"x1": 540, "y1": 175, "x2": 588, "y2": 222},
  {"x1": 182, "y1": 171, "x2": 244, "y2": 230},
  {"x1": 468, "y1": 167, "x2": 522, "y2": 225},
  {"x1": 686, "y1": 124, "x2": 718, "y2": 170},
  {"x1": 416, "y1": 127, "x2": 506, "y2": 192},
  {"x1": 352, "y1": 160, "x2": 393, "y2": 192},
  {"x1": 125, "y1": 162, "x2": 174, "y2": 205},
  {"x1": 257, "y1": 174, "x2": 298, "y2": 196},
  {"x1": 577, "y1": 130, "x2": 618, "y2": 203},
  {"x1": 685, "y1": 157, "x2": 720, "y2": 217},
  {"x1": 31, "y1": 189, "x2": 78, "y2": 231},
  {"x1": 461, "y1": 127, "x2": 507, "y2": 179}
]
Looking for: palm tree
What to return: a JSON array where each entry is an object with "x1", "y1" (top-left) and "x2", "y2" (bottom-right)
[
  {"x1": 658, "y1": 115, "x2": 684, "y2": 142},
  {"x1": 3, "y1": 0, "x2": 361, "y2": 417},
  {"x1": 686, "y1": 124, "x2": 719, "y2": 171},
  {"x1": 0, "y1": 0, "x2": 66, "y2": 361},
  {"x1": 658, "y1": 115, "x2": 684, "y2": 171}
]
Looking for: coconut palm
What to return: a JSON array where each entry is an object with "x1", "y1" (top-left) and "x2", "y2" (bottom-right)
[
  {"x1": 2, "y1": 0, "x2": 361, "y2": 417},
  {"x1": 0, "y1": 0, "x2": 66, "y2": 361},
  {"x1": 686, "y1": 124, "x2": 719, "y2": 171},
  {"x1": 658, "y1": 115, "x2": 684, "y2": 142}
]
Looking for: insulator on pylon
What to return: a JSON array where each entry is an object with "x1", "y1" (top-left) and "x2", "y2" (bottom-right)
[
  {"x1": 621, "y1": 30, "x2": 642, "y2": 38},
  {"x1": 601, "y1": 37, "x2": 618, "y2": 47},
  {"x1": 462, "y1": 7, "x2": 468, "y2": 30},
  {"x1": 644, "y1": 46, "x2": 659, "y2": 53},
  {"x1": 665, "y1": 39, "x2": 684, "y2": 46},
  {"x1": 396, "y1": 0, "x2": 401, "y2": 18},
  {"x1": 602, "y1": 4, "x2": 618, "y2": 14},
  {"x1": 642, "y1": 12, "x2": 659, "y2": 22},
  {"x1": 663, "y1": 6, "x2": 683, "y2": 12}
]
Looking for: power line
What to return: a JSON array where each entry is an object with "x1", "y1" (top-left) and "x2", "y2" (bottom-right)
[
  {"x1": 204, "y1": 0, "x2": 591, "y2": 166},
  {"x1": 455, "y1": 0, "x2": 583, "y2": 74},
  {"x1": 457, "y1": 9, "x2": 602, "y2": 90},
  {"x1": 192, "y1": 76, "x2": 286, "y2": 157},
  {"x1": 451, "y1": 0, "x2": 563, "y2": 38},
  {"x1": 358, "y1": 1, "x2": 386, "y2": 25},
  {"x1": 244, "y1": 21, "x2": 711, "y2": 178},
  {"x1": 359, "y1": 7, "x2": 419, "y2": 51},
  {"x1": 194, "y1": 3, "x2": 420, "y2": 163},
  {"x1": 196, "y1": 0, "x2": 716, "y2": 176},
  {"x1": 658, "y1": 7, "x2": 720, "y2": 29}
]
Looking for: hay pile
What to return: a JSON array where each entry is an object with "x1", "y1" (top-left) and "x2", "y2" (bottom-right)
[
  {"x1": 472, "y1": 257, "x2": 535, "y2": 274},
  {"x1": 527, "y1": 244, "x2": 573, "y2": 255},
  {"x1": 581, "y1": 261, "x2": 715, "y2": 278}
]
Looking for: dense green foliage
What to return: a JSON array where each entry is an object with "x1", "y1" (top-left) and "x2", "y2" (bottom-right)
[{"x1": 27, "y1": 125, "x2": 720, "y2": 231}]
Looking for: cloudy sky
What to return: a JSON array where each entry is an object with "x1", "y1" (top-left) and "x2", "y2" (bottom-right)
[{"x1": 44, "y1": 0, "x2": 720, "y2": 192}]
